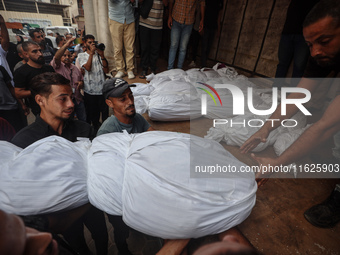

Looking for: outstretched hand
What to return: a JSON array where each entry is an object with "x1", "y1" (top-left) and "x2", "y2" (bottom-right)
[
  {"x1": 251, "y1": 153, "x2": 281, "y2": 187},
  {"x1": 240, "y1": 129, "x2": 269, "y2": 154}
]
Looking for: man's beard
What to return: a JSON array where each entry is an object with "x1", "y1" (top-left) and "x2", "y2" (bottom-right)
[
  {"x1": 39, "y1": 40, "x2": 46, "y2": 47},
  {"x1": 32, "y1": 56, "x2": 45, "y2": 65},
  {"x1": 126, "y1": 104, "x2": 136, "y2": 118},
  {"x1": 126, "y1": 112, "x2": 136, "y2": 118},
  {"x1": 314, "y1": 51, "x2": 340, "y2": 68}
]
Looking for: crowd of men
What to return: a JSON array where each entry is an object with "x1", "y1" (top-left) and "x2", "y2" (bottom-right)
[{"x1": 0, "y1": 0, "x2": 340, "y2": 254}]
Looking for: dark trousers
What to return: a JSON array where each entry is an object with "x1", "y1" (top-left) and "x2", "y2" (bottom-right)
[
  {"x1": 189, "y1": 29, "x2": 200, "y2": 62},
  {"x1": 63, "y1": 206, "x2": 108, "y2": 255},
  {"x1": 274, "y1": 34, "x2": 310, "y2": 87},
  {"x1": 139, "y1": 25, "x2": 162, "y2": 72},
  {"x1": 84, "y1": 92, "x2": 108, "y2": 131},
  {"x1": 201, "y1": 28, "x2": 217, "y2": 68},
  {"x1": 107, "y1": 215, "x2": 132, "y2": 254}
]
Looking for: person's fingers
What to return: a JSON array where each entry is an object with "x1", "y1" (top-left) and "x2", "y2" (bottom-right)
[{"x1": 256, "y1": 178, "x2": 268, "y2": 187}]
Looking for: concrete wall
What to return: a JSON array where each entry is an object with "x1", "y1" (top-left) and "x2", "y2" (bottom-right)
[{"x1": 84, "y1": 0, "x2": 115, "y2": 72}]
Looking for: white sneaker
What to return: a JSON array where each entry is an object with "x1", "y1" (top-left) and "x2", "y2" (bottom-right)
[
  {"x1": 115, "y1": 71, "x2": 125, "y2": 78},
  {"x1": 127, "y1": 71, "x2": 135, "y2": 79},
  {"x1": 189, "y1": 61, "x2": 196, "y2": 68}
]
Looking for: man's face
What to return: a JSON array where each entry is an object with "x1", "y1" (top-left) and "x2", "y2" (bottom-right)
[
  {"x1": 106, "y1": 88, "x2": 136, "y2": 119},
  {"x1": 38, "y1": 85, "x2": 74, "y2": 121},
  {"x1": 58, "y1": 36, "x2": 66, "y2": 47},
  {"x1": 65, "y1": 34, "x2": 72, "y2": 41},
  {"x1": 61, "y1": 50, "x2": 72, "y2": 66},
  {"x1": 25, "y1": 44, "x2": 45, "y2": 65},
  {"x1": 0, "y1": 210, "x2": 58, "y2": 255},
  {"x1": 32, "y1": 32, "x2": 45, "y2": 45},
  {"x1": 85, "y1": 38, "x2": 95, "y2": 51},
  {"x1": 303, "y1": 16, "x2": 340, "y2": 67}
]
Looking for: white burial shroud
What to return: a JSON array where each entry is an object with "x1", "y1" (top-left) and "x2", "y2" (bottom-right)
[{"x1": 0, "y1": 132, "x2": 257, "y2": 239}]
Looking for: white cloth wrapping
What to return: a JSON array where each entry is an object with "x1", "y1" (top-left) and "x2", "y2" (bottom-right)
[
  {"x1": 88, "y1": 131, "x2": 257, "y2": 239},
  {"x1": 131, "y1": 83, "x2": 155, "y2": 96},
  {"x1": 134, "y1": 95, "x2": 150, "y2": 115},
  {"x1": 273, "y1": 124, "x2": 312, "y2": 156},
  {"x1": 205, "y1": 112, "x2": 307, "y2": 152},
  {"x1": 0, "y1": 137, "x2": 90, "y2": 215},
  {"x1": 0, "y1": 132, "x2": 257, "y2": 239},
  {"x1": 146, "y1": 69, "x2": 187, "y2": 81},
  {"x1": 148, "y1": 80, "x2": 201, "y2": 121}
]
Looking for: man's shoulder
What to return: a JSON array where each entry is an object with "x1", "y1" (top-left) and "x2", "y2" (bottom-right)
[
  {"x1": 97, "y1": 116, "x2": 120, "y2": 136},
  {"x1": 42, "y1": 64, "x2": 55, "y2": 72},
  {"x1": 303, "y1": 57, "x2": 333, "y2": 78},
  {"x1": 65, "y1": 119, "x2": 94, "y2": 138},
  {"x1": 11, "y1": 122, "x2": 43, "y2": 148}
]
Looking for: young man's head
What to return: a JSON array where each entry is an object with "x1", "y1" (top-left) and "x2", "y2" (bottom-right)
[
  {"x1": 83, "y1": 34, "x2": 95, "y2": 51},
  {"x1": 22, "y1": 41, "x2": 45, "y2": 66},
  {"x1": 17, "y1": 43, "x2": 28, "y2": 62},
  {"x1": 56, "y1": 35, "x2": 66, "y2": 48},
  {"x1": 31, "y1": 72, "x2": 74, "y2": 120},
  {"x1": 103, "y1": 78, "x2": 136, "y2": 121},
  {"x1": 0, "y1": 210, "x2": 58, "y2": 255},
  {"x1": 29, "y1": 28, "x2": 45, "y2": 46},
  {"x1": 303, "y1": 0, "x2": 340, "y2": 67}
]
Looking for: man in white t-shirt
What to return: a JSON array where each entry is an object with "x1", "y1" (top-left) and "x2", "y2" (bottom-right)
[{"x1": 77, "y1": 34, "x2": 109, "y2": 131}]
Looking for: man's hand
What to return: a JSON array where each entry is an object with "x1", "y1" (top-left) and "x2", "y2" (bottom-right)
[
  {"x1": 97, "y1": 48, "x2": 105, "y2": 58},
  {"x1": 20, "y1": 102, "x2": 30, "y2": 116},
  {"x1": 240, "y1": 128, "x2": 269, "y2": 154},
  {"x1": 199, "y1": 20, "x2": 204, "y2": 33},
  {"x1": 66, "y1": 36, "x2": 76, "y2": 47},
  {"x1": 168, "y1": 16, "x2": 173, "y2": 29},
  {"x1": 89, "y1": 42, "x2": 96, "y2": 55},
  {"x1": 76, "y1": 81, "x2": 84, "y2": 91},
  {"x1": 251, "y1": 153, "x2": 279, "y2": 187}
]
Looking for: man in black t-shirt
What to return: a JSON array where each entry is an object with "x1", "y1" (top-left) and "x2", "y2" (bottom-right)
[
  {"x1": 14, "y1": 41, "x2": 55, "y2": 116},
  {"x1": 11, "y1": 72, "x2": 108, "y2": 255},
  {"x1": 240, "y1": 0, "x2": 340, "y2": 228},
  {"x1": 29, "y1": 28, "x2": 55, "y2": 65}
]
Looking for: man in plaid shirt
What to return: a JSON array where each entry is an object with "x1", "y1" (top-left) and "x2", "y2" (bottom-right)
[{"x1": 167, "y1": 0, "x2": 205, "y2": 69}]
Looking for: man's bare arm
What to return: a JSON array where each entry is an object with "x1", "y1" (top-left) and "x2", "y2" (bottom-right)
[
  {"x1": 240, "y1": 77, "x2": 320, "y2": 154},
  {"x1": 168, "y1": 0, "x2": 174, "y2": 29},
  {"x1": 82, "y1": 43, "x2": 96, "y2": 72},
  {"x1": 14, "y1": 87, "x2": 31, "y2": 99},
  {"x1": 254, "y1": 95, "x2": 340, "y2": 167},
  {"x1": 54, "y1": 37, "x2": 75, "y2": 66}
]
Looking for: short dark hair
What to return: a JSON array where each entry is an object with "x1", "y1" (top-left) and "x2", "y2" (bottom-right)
[
  {"x1": 83, "y1": 34, "x2": 95, "y2": 43},
  {"x1": 22, "y1": 41, "x2": 39, "y2": 52},
  {"x1": 56, "y1": 35, "x2": 65, "y2": 46},
  {"x1": 303, "y1": 0, "x2": 340, "y2": 28},
  {"x1": 30, "y1": 72, "x2": 70, "y2": 98},
  {"x1": 29, "y1": 28, "x2": 41, "y2": 39}
]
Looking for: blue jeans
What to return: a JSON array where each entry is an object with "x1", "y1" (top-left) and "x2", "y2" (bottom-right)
[{"x1": 168, "y1": 20, "x2": 193, "y2": 69}]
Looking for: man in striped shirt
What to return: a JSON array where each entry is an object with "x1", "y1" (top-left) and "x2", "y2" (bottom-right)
[{"x1": 139, "y1": 0, "x2": 168, "y2": 78}]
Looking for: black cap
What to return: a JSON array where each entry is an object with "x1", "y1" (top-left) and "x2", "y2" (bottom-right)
[{"x1": 102, "y1": 78, "x2": 136, "y2": 99}]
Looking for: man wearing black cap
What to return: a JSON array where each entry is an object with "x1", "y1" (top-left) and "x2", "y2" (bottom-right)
[{"x1": 97, "y1": 77, "x2": 154, "y2": 136}]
